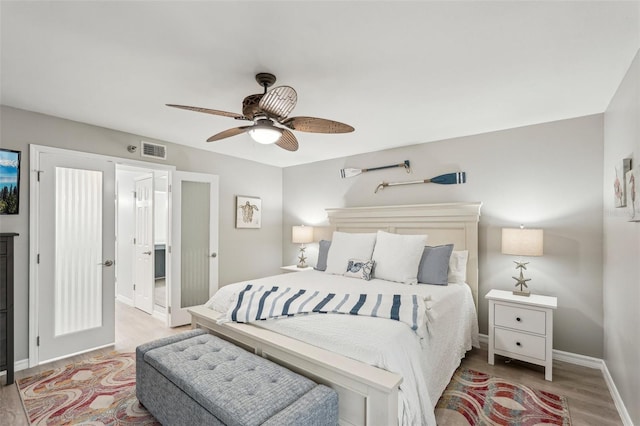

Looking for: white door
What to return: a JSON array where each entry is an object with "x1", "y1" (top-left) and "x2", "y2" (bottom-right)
[
  {"x1": 169, "y1": 172, "x2": 219, "y2": 326},
  {"x1": 134, "y1": 175, "x2": 154, "y2": 314},
  {"x1": 37, "y1": 152, "x2": 115, "y2": 363}
]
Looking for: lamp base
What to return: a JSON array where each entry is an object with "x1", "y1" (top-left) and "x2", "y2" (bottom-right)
[
  {"x1": 513, "y1": 289, "x2": 531, "y2": 297},
  {"x1": 297, "y1": 245, "x2": 307, "y2": 268}
]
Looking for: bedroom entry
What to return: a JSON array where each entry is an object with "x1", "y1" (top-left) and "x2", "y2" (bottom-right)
[
  {"x1": 32, "y1": 150, "x2": 117, "y2": 363},
  {"x1": 115, "y1": 165, "x2": 170, "y2": 318},
  {"x1": 30, "y1": 145, "x2": 219, "y2": 366}
]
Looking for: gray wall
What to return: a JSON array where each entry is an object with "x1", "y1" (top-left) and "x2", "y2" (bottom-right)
[
  {"x1": 0, "y1": 105, "x2": 283, "y2": 362},
  {"x1": 283, "y1": 114, "x2": 604, "y2": 358},
  {"x1": 603, "y1": 49, "x2": 640, "y2": 425}
]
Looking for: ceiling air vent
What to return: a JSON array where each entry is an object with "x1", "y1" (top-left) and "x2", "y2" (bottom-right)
[{"x1": 140, "y1": 141, "x2": 167, "y2": 160}]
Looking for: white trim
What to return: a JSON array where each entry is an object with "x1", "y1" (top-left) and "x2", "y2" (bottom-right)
[
  {"x1": 29, "y1": 145, "x2": 40, "y2": 367},
  {"x1": 116, "y1": 294, "x2": 134, "y2": 306},
  {"x1": 29, "y1": 144, "x2": 177, "y2": 172},
  {"x1": 552, "y1": 348, "x2": 603, "y2": 370},
  {"x1": 602, "y1": 361, "x2": 634, "y2": 426},
  {"x1": 152, "y1": 309, "x2": 167, "y2": 322},
  {"x1": 15, "y1": 358, "x2": 29, "y2": 372},
  {"x1": 478, "y1": 333, "x2": 488, "y2": 345},
  {"x1": 478, "y1": 333, "x2": 632, "y2": 425},
  {"x1": 29, "y1": 144, "x2": 177, "y2": 367},
  {"x1": 0, "y1": 359, "x2": 29, "y2": 376}
]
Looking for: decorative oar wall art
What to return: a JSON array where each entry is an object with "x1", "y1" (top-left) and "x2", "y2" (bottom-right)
[
  {"x1": 340, "y1": 160, "x2": 411, "y2": 178},
  {"x1": 375, "y1": 172, "x2": 466, "y2": 193}
]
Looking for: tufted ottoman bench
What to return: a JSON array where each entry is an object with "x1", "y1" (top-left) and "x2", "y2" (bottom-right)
[{"x1": 136, "y1": 329, "x2": 338, "y2": 426}]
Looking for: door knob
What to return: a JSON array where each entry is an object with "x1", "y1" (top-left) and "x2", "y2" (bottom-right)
[
  {"x1": 210, "y1": 253, "x2": 217, "y2": 258},
  {"x1": 100, "y1": 260, "x2": 114, "y2": 267},
  {"x1": 143, "y1": 251, "x2": 152, "y2": 255}
]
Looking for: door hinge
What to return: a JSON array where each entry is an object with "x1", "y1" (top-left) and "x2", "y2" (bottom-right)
[
  {"x1": 37, "y1": 253, "x2": 40, "y2": 264},
  {"x1": 168, "y1": 245, "x2": 171, "y2": 254},
  {"x1": 133, "y1": 191, "x2": 137, "y2": 198},
  {"x1": 133, "y1": 284, "x2": 136, "y2": 291},
  {"x1": 35, "y1": 170, "x2": 44, "y2": 182},
  {"x1": 168, "y1": 184, "x2": 172, "y2": 193},
  {"x1": 168, "y1": 306, "x2": 171, "y2": 314},
  {"x1": 37, "y1": 336, "x2": 40, "y2": 346},
  {"x1": 133, "y1": 237, "x2": 136, "y2": 244}
]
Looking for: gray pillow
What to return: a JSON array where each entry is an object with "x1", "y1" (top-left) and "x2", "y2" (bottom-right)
[
  {"x1": 417, "y1": 244, "x2": 454, "y2": 285},
  {"x1": 315, "y1": 240, "x2": 331, "y2": 271}
]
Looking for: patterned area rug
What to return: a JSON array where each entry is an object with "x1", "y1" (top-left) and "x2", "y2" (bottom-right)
[
  {"x1": 435, "y1": 368, "x2": 571, "y2": 425},
  {"x1": 17, "y1": 352, "x2": 159, "y2": 425}
]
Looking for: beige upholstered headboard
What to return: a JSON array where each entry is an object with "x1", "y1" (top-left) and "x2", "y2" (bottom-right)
[{"x1": 325, "y1": 202, "x2": 482, "y2": 309}]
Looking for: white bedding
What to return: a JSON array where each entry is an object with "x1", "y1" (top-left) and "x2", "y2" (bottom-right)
[{"x1": 205, "y1": 270, "x2": 479, "y2": 426}]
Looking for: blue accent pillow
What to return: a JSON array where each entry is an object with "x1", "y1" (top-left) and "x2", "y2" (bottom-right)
[
  {"x1": 315, "y1": 240, "x2": 331, "y2": 271},
  {"x1": 417, "y1": 244, "x2": 454, "y2": 285}
]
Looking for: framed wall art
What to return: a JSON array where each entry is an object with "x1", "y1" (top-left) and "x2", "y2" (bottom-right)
[
  {"x1": 0, "y1": 149, "x2": 20, "y2": 215},
  {"x1": 236, "y1": 196, "x2": 261, "y2": 228},
  {"x1": 614, "y1": 157, "x2": 632, "y2": 207},
  {"x1": 626, "y1": 167, "x2": 639, "y2": 222}
]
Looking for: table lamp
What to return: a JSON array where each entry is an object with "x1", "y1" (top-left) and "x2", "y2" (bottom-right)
[
  {"x1": 501, "y1": 226, "x2": 544, "y2": 296},
  {"x1": 292, "y1": 225, "x2": 314, "y2": 268}
]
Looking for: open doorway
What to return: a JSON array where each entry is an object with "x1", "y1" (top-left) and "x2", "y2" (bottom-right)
[{"x1": 115, "y1": 165, "x2": 169, "y2": 321}]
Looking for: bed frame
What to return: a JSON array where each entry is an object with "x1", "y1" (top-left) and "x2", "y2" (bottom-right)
[{"x1": 189, "y1": 202, "x2": 481, "y2": 426}]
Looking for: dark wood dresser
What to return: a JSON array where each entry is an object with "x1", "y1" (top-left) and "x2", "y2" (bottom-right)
[{"x1": 1, "y1": 233, "x2": 17, "y2": 385}]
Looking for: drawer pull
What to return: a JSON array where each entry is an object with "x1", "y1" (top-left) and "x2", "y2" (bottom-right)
[
  {"x1": 516, "y1": 317, "x2": 522, "y2": 322},
  {"x1": 516, "y1": 342, "x2": 522, "y2": 347}
]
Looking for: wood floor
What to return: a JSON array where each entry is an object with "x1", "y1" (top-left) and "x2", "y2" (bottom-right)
[
  {"x1": 0, "y1": 303, "x2": 623, "y2": 425},
  {"x1": 0, "y1": 301, "x2": 190, "y2": 426},
  {"x1": 452, "y1": 348, "x2": 623, "y2": 426}
]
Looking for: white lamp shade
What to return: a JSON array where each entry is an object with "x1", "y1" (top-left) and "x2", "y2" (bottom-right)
[
  {"x1": 502, "y1": 228, "x2": 543, "y2": 256},
  {"x1": 292, "y1": 225, "x2": 314, "y2": 244}
]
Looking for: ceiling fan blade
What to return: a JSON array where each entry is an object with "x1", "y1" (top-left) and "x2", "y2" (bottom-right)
[
  {"x1": 275, "y1": 129, "x2": 299, "y2": 152},
  {"x1": 280, "y1": 116, "x2": 354, "y2": 134},
  {"x1": 207, "y1": 126, "x2": 253, "y2": 142},
  {"x1": 259, "y1": 86, "x2": 297, "y2": 119},
  {"x1": 166, "y1": 104, "x2": 250, "y2": 121}
]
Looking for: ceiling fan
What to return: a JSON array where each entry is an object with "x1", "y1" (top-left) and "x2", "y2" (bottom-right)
[{"x1": 167, "y1": 73, "x2": 355, "y2": 152}]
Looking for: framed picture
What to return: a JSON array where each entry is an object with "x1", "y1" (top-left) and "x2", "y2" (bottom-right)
[
  {"x1": 236, "y1": 196, "x2": 261, "y2": 228},
  {"x1": 0, "y1": 149, "x2": 20, "y2": 215},
  {"x1": 626, "y1": 167, "x2": 639, "y2": 222},
  {"x1": 614, "y1": 158, "x2": 632, "y2": 207}
]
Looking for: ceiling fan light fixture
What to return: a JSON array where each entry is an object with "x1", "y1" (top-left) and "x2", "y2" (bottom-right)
[{"x1": 249, "y1": 120, "x2": 283, "y2": 144}]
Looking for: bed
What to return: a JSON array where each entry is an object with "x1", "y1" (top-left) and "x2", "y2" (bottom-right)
[{"x1": 189, "y1": 202, "x2": 482, "y2": 426}]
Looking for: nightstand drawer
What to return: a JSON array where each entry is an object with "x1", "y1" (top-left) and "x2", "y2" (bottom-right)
[
  {"x1": 494, "y1": 327, "x2": 546, "y2": 361},
  {"x1": 494, "y1": 303, "x2": 546, "y2": 335}
]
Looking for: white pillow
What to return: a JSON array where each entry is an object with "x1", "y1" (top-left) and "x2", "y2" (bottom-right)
[
  {"x1": 325, "y1": 232, "x2": 377, "y2": 275},
  {"x1": 371, "y1": 230, "x2": 428, "y2": 285},
  {"x1": 448, "y1": 250, "x2": 468, "y2": 283}
]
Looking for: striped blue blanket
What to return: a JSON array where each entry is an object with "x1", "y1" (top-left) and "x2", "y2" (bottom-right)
[{"x1": 226, "y1": 284, "x2": 428, "y2": 337}]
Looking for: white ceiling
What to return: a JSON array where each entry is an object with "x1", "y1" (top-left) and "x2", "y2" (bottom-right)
[{"x1": 1, "y1": 1, "x2": 638, "y2": 167}]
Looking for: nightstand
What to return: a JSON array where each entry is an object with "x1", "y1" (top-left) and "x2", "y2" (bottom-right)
[
  {"x1": 280, "y1": 265, "x2": 314, "y2": 273},
  {"x1": 485, "y1": 289, "x2": 557, "y2": 381}
]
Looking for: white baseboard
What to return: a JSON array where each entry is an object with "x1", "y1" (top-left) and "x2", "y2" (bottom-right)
[
  {"x1": 116, "y1": 294, "x2": 134, "y2": 306},
  {"x1": 15, "y1": 358, "x2": 29, "y2": 372},
  {"x1": 152, "y1": 310, "x2": 167, "y2": 322},
  {"x1": 552, "y1": 348, "x2": 603, "y2": 370},
  {"x1": 601, "y1": 361, "x2": 634, "y2": 426},
  {"x1": 0, "y1": 359, "x2": 35, "y2": 376},
  {"x1": 478, "y1": 333, "x2": 488, "y2": 345},
  {"x1": 478, "y1": 333, "x2": 633, "y2": 425}
]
